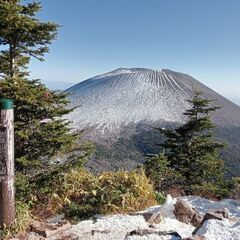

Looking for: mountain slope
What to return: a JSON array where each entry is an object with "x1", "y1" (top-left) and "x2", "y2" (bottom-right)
[
  {"x1": 65, "y1": 68, "x2": 240, "y2": 175},
  {"x1": 66, "y1": 68, "x2": 240, "y2": 130}
]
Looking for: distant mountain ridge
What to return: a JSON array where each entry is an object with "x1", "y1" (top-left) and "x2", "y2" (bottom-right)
[
  {"x1": 42, "y1": 80, "x2": 75, "y2": 91},
  {"x1": 65, "y1": 68, "x2": 240, "y2": 176}
]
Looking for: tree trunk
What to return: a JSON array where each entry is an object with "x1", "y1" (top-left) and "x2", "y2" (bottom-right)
[{"x1": 9, "y1": 44, "x2": 16, "y2": 78}]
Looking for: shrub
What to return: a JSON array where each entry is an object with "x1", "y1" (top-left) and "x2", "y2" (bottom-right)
[
  {"x1": 191, "y1": 182, "x2": 230, "y2": 199},
  {"x1": 95, "y1": 169, "x2": 157, "y2": 214},
  {"x1": 230, "y1": 177, "x2": 240, "y2": 200},
  {"x1": 63, "y1": 168, "x2": 157, "y2": 218},
  {"x1": 16, "y1": 167, "x2": 157, "y2": 221},
  {"x1": 154, "y1": 191, "x2": 166, "y2": 205}
]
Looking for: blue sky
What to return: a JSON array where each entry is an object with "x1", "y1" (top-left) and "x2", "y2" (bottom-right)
[{"x1": 29, "y1": 0, "x2": 240, "y2": 103}]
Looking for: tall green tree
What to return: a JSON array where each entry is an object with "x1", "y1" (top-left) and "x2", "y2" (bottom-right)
[
  {"x1": 0, "y1": 0, "x2": 58, "y2": 77},
  {"x1": 159, "y1": 92, "x2": 226, "y2": 194},
  {"x1": 0, "y1": 0, "x2": 88, "y2": 172}
]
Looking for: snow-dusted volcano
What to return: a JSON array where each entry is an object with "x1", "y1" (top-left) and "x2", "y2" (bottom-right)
[
  {"x1": 65, "y1": 68, "x2": 240, "y2": 131},
  {"x1": 65, "y1": 68, "x2": 240, "y2": 175}
]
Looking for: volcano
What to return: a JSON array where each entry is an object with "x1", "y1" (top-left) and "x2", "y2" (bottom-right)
[{"x1": 65, "y1": 68, "x2": 240, "y2": 175}]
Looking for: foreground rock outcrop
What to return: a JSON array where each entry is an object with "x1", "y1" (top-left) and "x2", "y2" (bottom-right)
[{"x1": 24, "y1": 195, "x2": 240, "y2": 240}]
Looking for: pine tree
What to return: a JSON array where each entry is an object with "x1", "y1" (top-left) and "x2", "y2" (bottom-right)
[
  {"x1": 0, "y1": 0, "x2": 88, "y2": 172},
  {"x1": 0, "y1": 0, "x2": 58, "y2": 77},
  {"x1": 144, "y1": 153, "x2": 183, "y2": 190},
  {"x1": 159, "y1": 92, "x2": 226, "y2": 194}
]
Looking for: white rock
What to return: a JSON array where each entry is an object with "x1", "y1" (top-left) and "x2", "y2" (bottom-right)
[
  {"x1": 196, "y1": 219, "x2": 240, "y2": 240},
  {"x1": 181, "y1": 196, "x2": 240, "y2": 217},
  {"x1": 159, "y1": 195, "x2": 177, "y2": 219},
  {"x1": 56, "y1": 215, "x2": 149, "y2": 240},
  {"x1": 126, "y1": 235, "x2": 180, "y2": 240},
  {"x1": 152, "y1": 218, "x2": 194, "y2": 239}
]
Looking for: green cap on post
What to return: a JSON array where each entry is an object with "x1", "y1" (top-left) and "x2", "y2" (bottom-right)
[{"x1": 0, "y1": 99, "x2": 13, "y2": 109}]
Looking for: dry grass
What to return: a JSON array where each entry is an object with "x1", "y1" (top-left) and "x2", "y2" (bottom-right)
[
  {"x1": 30, "y1": 167, "x2": 157, "y2": 220},
  {"x1": 63, "y1": 168, "x2": 157, "y2": 216},
  {"x1": 1, "y1": 201, "x2": 34, "y2": 239}
]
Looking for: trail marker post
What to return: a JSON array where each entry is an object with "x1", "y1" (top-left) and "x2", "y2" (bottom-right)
[{"x1": 0, "y1": 99, "x2": 15, "y2": 227}]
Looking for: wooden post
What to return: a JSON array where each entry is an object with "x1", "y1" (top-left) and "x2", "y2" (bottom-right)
[{"x1": 0, "y1": 99, "x2": 15, "y2": 227}]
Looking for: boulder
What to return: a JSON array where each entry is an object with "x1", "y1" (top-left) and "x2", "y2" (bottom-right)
[
  {"x1": 195, "y1": 219, "x2": 240, "y2": 240},
  {"x1": 202, "y1": 211, "x2": 224, "y2": 222},
  {"x1": 174, "y1": 199, "x2": 203, "y2": 227},
  {"x1": 214, "y1": 208, "x2": 230, "y2": 219},
  {"x1": 191, "y1": 212, "x2": 204, "y2": 228},
  {"x1": 193, "y1": 210, "x2": 224, "y2": 235},
  {"x1": 130, "y1": 211, "x2": 163, "y2": 224},
  {"x1": 174, "y1": 199, "x2": 195, "y2": 222},
  {"x1": 31, "y1": 220, "x2": 71, "y2": 238}
]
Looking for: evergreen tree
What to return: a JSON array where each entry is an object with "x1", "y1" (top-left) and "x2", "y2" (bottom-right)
[
  {"x1": 0, "y1": 0, "x2": 88, "y2": 172},
  {"x1": 0, "y1": 0, "x2": 58, "y2": 77},
  {"x1": 144, "y1": 153, "x2": 183, "y2": 190},
  {"x1": 159, "y1": 92, "x2": 226, "y2": 193}
]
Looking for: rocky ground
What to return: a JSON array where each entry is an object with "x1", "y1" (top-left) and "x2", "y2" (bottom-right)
[{"x1": 17, "y1": 195, "x2": 240, "y2": 240}]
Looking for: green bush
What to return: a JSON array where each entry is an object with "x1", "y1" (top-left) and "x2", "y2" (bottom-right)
[
  {"x1": 16, "y1": 167, "x2": 157, "y2": 221},
  {"x1": 190, "y1": 181, "x2": 230, "y2": 199},
  {"x1": 230, "y1": 177, "x2": 240, "y2": 200},
  {"x1": 154, "y1": 191, "x2": 166, "y2": 205}
]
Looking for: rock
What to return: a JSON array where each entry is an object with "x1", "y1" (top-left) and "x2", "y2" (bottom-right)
[
  {"x1": 184, "y1": 236, "x2": 205, "y2": 240},
  {"x1": 214, "y1": 208, "x2": 230, "y2": 219},
  {"x1": 202, "y1": 211, "x2": 224, "y2": 222},
  {"x1": 127, "y1": 228, "x2": 158, "y2": 236},
  {"x1": 174, "y1": 199, "x2": 195, "y2": 222},
  {"x1": 130, "y1": 211, "x2": 163, "y2": 224},
  {"x1": 58, "y1": 235, "x2": 79, "y2": 240},
  {"x1": 31, "y1": 220, "x2": 71, "y2": 238},
  {"x1": 91, "y1": 229, "x2": 111, "y2": 235},
  {"x1": 193, "y1": 211, "x2": 224, "y2": 235},
  {"x1": 195, "y1": 219, "x2": 240, "y2": 240},
  {"x1": 126, "y1": 228, "x2": 182, "y2": 238},
  {"x1": 191, "y1": 212, "x2": 204, "y2": 228},
  {"x1": 46, "y1": 214, "x2": 65, "y2": 224},
  {"x1": 229, "y1": 216, "x2": 240, "y2": 222},
  {"x1": 174, "y1": 199, "x2": 203, "y2": 227},
  {"x1": 142, "y1": 212, "x2": 163, "y2": 224}
]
